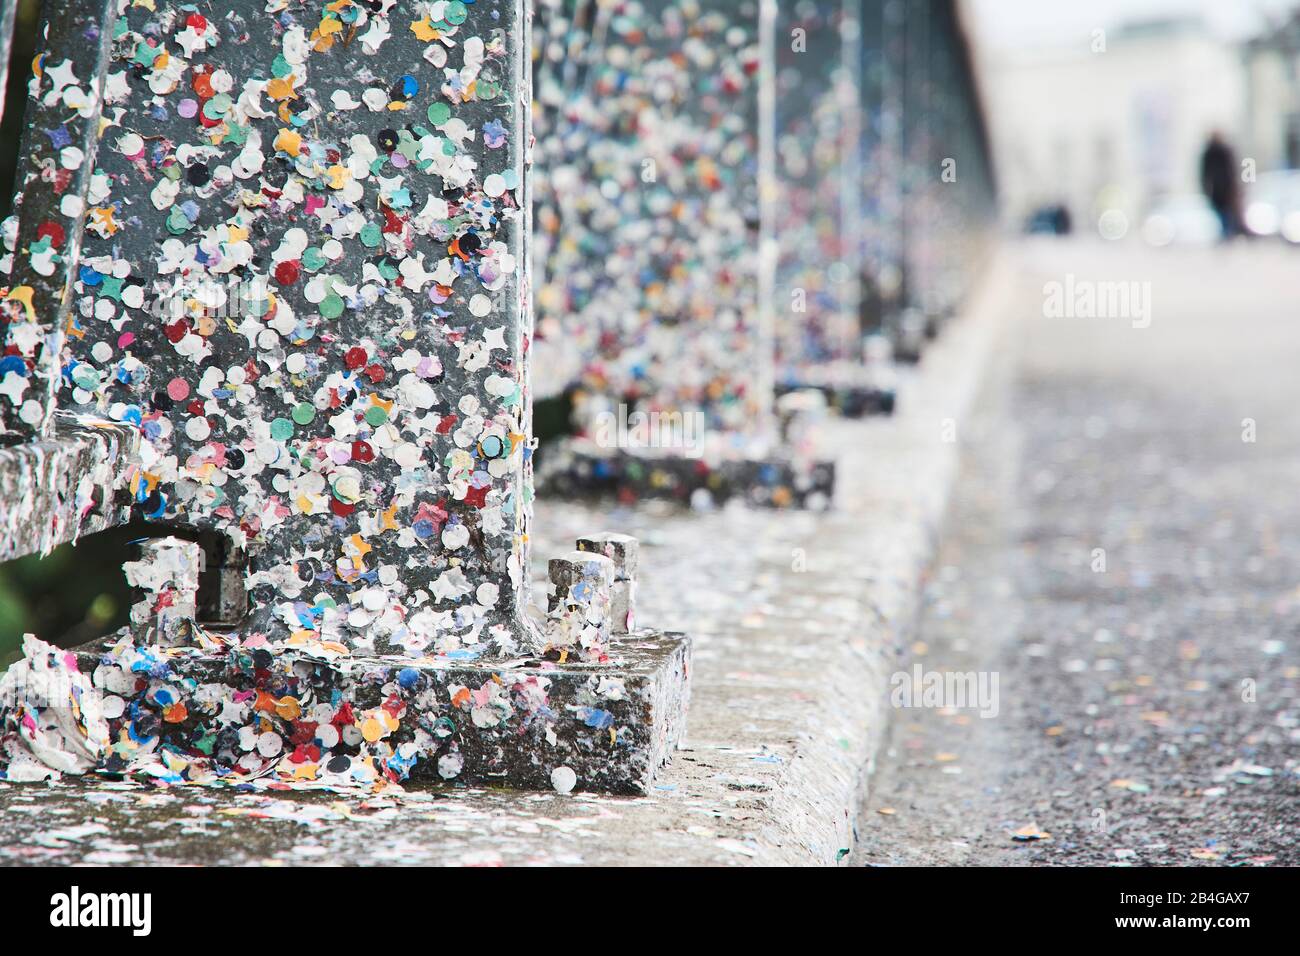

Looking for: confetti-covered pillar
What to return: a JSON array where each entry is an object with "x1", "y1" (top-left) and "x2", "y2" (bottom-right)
[
  {"x1": 859, "y1": 0, "x2": 907, "y2": 351},
  {"x1": 895, "y1": 0, "x2": 997, "y2": 347},
  {"x1": 0, "y1": 0, "x2": 691, "y2": 795},
  {"x1": 533, "y1": 0, "x2": 773, "y2": 445},
  {"x1": 60, "y1": 0, "x2": 538, "y2": 658},
  {"x1": 773, "y1": 1, "x2": 860, "y2": 374},
  {"x1": 0, "y1": 0, "x2": 117, "y2": 443},
  {"x1": 533, "y1": 0, "x2": 834, "y2": 509}
]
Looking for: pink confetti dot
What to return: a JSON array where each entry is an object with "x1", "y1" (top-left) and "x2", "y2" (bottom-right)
[{"x1": 167, "y1": 378, "x2": 190, "y2": 401}]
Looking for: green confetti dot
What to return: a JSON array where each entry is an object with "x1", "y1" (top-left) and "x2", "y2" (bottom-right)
[
  {"x1": 359, "y1": 223, "x2": 383, "y2": 248},
  {"x1": 292, "y1": 402, "x2": 315, "y2": 425},
  {"x1": 319, "y1": 293, "x2": 344, "y2": 319},
  {"x1": 364, "y1": 406, "x2": 388, "y2": 427},
  {"x1": 302, "y1": 247, "x2": 327, "y2": 272},
  {"x1": 166, "y1": 206, "x2": 193, "y2": 235},
  {"x1": 445, "y1": 1, "x2": 468, "y2": 25},
  {"x1": 427, "y1": 102, "x2": 451, "y2": 126},
  {"x1": 204, "y1": 93, "x2": 233, "y2": 117},
  {"x1": 270, "y1": 417, "x2": 294, "y2": 441}
]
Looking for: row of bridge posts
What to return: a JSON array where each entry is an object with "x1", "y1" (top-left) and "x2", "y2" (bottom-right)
[{"x1": 0, "y1": 0, "x2": 994, "y2": 792}]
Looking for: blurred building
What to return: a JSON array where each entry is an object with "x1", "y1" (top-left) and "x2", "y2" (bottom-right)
[
  {"x1": 1243, "y1": 11, "x2": 1300, "y2": 170},
  {"x1": 984, "y1": 15, "x2": 1245, "y2": 231}
]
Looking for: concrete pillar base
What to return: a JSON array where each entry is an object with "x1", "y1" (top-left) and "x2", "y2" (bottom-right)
[
  {"x1": 70, "y1": 626, "x2": 691, "y2": 796},
  {"x1": 775, "y1": 381, "x2": 897, "y2": 418},
  {"x1": 542, "y1": 442, "x2": 836, "y2": 511}
]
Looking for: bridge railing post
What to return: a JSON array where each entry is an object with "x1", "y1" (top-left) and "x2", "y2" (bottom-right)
[
  {"x1": 532, "y1": 0, "x2": 834, "y2": 509},
  {"x1": 0, "y1": 0, "x2": 689, "y2": 795}
]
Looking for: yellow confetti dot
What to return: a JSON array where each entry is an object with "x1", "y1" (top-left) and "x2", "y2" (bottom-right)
[
  {"x1": 3, "y1": 285, "x2": 36, "y2": 323},
  {"x1": 360, "y1": 717, "x2": 383, "y2": 742},
  {"x1": 410, "y1": 17, "x2": 437, "y2": 41},
  {"x1": 325, "y1": 164, "x2": 349, "y2": 189},
  {"x1": 89, "y1": 207, "x2": 120, "y2": 235},
  {"x1": 267, "y1": 76, "x2": 297, "y2": 102},
  {"x1": 274, "y1": 128, "x2": 302, "y2": 156}
]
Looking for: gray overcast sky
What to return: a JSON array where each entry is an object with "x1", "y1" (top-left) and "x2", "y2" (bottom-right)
[{"x1": 967, "y1": 0, "x2": 1300, "y2": 51}]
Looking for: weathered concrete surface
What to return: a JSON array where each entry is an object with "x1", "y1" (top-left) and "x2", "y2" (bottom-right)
[
  {"x1": 0, "y1": 0, "x2": 117, "y2": 440},
  {"x1": 855, "y1": 240, "x2": 1300, "y2": 867},
  {"x1": 0, "y1": 258, "x2": 1009, "y2": 865},
  {"x1": 0, "y1": 411, "x2": 138, "y2": 562}
]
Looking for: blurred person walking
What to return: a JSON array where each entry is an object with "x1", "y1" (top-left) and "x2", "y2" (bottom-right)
[{"x1": 1200, "y1": 132, "x2": 1244, "y2": 239}]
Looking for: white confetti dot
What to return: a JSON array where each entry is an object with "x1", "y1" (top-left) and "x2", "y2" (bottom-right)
[
  {"x1": 185, "y1": 416, "x2": 211, "y2": 441},
  {"x1": 18, "y1": 400, "x2": 43, "y2": 425},
  {"x1": 551, "y1": 766, "x2": 577, "y2": 794},
  {"x1": 59, "y1": 146, "x2": 85, "y2": 170}
]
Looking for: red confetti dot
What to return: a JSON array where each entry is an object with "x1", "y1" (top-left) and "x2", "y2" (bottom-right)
[
  {"x1": 192, "y1": 72, "x2": 214, "y2": 99},
  {"x1": 351, "y1": 440, "x2": 374, "y2": 463},
  {"x1": 36, "y1": 221, "x2": 66, "y2": 247},
  {"x1": 364, "y1": 363, "x2": 385, "y2": 383},
  {"x1": 274, "y1": 259, "x2": 301, "y2": 286},
  {"x1": 344, "y1": 347, "x2": 368, "y2": 370}
]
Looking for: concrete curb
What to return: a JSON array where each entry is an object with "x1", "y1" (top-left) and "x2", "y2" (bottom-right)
[{"x1": 750, "y1": 255, "x2": 1013, "y2": 864}]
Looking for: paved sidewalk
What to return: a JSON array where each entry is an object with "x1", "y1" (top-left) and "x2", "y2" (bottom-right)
[{"x1": 855, "y1": 239, "x2": 1300, "y2": 866}]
